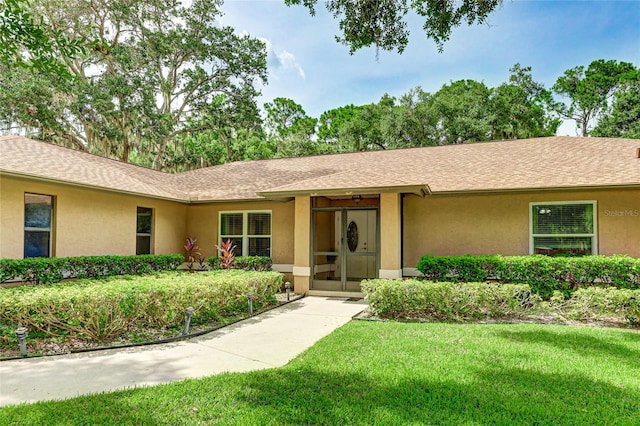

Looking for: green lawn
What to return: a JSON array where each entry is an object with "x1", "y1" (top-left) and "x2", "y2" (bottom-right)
[{"x1": 1, "y1": 321, "x2": 639, "y2": 425}]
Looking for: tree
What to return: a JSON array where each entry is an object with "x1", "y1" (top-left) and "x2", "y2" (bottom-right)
[
  {"x1": 431, "y1": 79, "x2": 492, "y2": 144},
  {"x1": 553, "y1": 59, "x2": 636, "y2": 136},
  {"x1": 381, "y1": 87, "x2": 438, "y2": 148},
  {"x1": 0, "y1": 0, "x2": 267, "y2": 170},
  {"x1": 284, "y1": 0, "x2": 503, "y2": 53},
  {"x1": 340, "y1": 95, "x2": 395, "y2": 151},
  {"x1": 0, "y1": 0, "x2": 84, "y2": 74},
  {"x1": 263, "y1": 97, "x2": 318, "y2": 157},
  {"x1": 591, "y1": 70, "x2": 640, "y2": 139},
  {"x1": 489, "y1": 64, "x2": 560, "y2": 139}
]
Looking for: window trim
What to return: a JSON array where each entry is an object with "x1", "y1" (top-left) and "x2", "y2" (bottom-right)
[
  {"x1": 219, "y1": 210, "x2": 272, "y2": 257},
  {"x1": 24, "y1": 192, "x2": 54, "y2": 258},
  {"x1": 136, "y1": 207, "x2": 154, "y2": 255},
  {"x1": 529, "y1": 200, "x2": 598, "y2": 255}
]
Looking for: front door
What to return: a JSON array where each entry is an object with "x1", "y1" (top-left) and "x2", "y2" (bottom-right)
[{"x1": 311, "y1": 208, "x2": 378, "y2": 292}]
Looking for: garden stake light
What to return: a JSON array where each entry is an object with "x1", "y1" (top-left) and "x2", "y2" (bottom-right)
[
  {"x1": 183, "y1": 307, "x2": 194, "y2": 335},
  {"x1": 15, "y1": 327, "x2": 28, "y2": 357},
  {"x1": 285, "y1": 282, "x2": 291, "y2": 301},
  {"x1": 248, "y1": 292, "x2": 254, "y2": 315}
]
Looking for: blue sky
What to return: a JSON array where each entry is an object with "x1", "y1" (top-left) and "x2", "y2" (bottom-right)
[{"x1": 221, "y1": 0, "x2": 640, "y2": 135}]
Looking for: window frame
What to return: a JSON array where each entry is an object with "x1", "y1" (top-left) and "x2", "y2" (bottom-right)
[
  {"x1": 24, "y1": 192, "x2": 54, "y2": 258},
  {"x1": 529, "y1": 200, "x2": 598, "y2": 255},
  {"x1": 136, "y1": 207, "x2": 154, "y2": 255},
  {"x1": 219, "y1": 210, "x2": 272, "y2": 257}
]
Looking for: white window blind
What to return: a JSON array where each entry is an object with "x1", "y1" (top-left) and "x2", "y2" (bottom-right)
[{"x1": 530, "y1": 202, "x2": 596, "y2": 256}]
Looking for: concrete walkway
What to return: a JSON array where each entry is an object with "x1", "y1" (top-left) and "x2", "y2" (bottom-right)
[{"x1": 0, "y1": 296, "x2": 366, "y2": 407}]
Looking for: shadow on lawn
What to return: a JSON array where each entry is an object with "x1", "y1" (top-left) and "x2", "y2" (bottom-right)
[
  {"x1": 225, "y1": 366, "x2": 639, "y2": 425},
  {"x1": 496, "y1": 327, "x2": 640, "y2": 368},
  {"x1": 3, "y1": 361, "x2": 639, "y2": 425}
]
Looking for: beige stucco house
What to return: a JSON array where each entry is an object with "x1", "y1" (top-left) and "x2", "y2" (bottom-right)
[{"x1": 1, "y1": 135, "x2": 639, "y2": 295}]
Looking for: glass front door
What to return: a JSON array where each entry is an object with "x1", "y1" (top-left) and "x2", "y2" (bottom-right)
[{"x1": 312, "y1": 208, "x2": 378, "y2": 292}]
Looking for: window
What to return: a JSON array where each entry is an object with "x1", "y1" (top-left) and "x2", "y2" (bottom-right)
[
  {"x1": 220, "y1": 211, "x2": 271, "y2": 257},
  {"x1": 136, "y1": 207, "x2": 153, "y2": 255},
  {"x1": 530, "y1": 201, "x2": 597, "y2": 256},
  {"x1": 24, "y1": 193, "x2": 53, "y2": 258}
]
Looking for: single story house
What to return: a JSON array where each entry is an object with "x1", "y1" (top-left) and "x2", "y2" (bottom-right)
[{"x1": 1, "y1": 135, "x2": 639, "y2": 296}]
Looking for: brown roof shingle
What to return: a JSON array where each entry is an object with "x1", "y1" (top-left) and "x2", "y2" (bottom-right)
[{"x1": 2, "y1": 135, "x2": 639, "y2": 202}]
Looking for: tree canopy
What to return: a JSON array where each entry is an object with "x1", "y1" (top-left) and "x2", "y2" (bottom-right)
[
  {"x1": 552, "y1": 59, "x2": 636, "y2": 136},
  {"x1": 0, "y1": 0, "x2": 85, "y2": 73},
  {"x1": 0, "y1": 0, "x2": 267, "y2": 170},
  {"x1": 284, "y1": 0, "x2": 503, "y2": 53}
]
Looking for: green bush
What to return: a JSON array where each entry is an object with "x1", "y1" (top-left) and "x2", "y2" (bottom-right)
[
  {"x1": 206, "y1": 256, "x2": 272, "y2": 271},
  {"x1": 416, "y1": 254, "x2": 640, "y2": 297},
  {"x1": 361, "y1": 279, "x2": 539, "y2": 320},
  {"x1": 0, "y1": 270, "x2": 282, "y2": 341},
  {"x1": 0, "y1": 254, "x2": 184, "y2": 285},
  {"x1": 362, "y1": 279, "x2": 640, "y2": 326},
  {"x1": 547, "y1": 287, "x2": 640, "y2": 326}
]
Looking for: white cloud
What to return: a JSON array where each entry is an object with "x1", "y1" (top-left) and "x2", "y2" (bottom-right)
[
  {"x1": 249, "y1": 34, "x2": 306, "y2": 80},
  {"x1": 275, "y1": 50, "x2": 306, "y2": 79}
]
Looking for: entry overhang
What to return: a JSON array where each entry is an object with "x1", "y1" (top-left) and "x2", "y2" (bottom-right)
[
  {"x1": 256, "y1": 169, "x2": 431, "y2": 200},
  {"x1": 257, "y1": 185, "x2": 430, "y2": 200}
]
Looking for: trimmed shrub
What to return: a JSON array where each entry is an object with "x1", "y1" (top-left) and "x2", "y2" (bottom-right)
[
  {"x1": 0, "y1": 254, "x2": 184, "y2": 285},
  {"x1": 548, "y1": 287, "x2": 640, "y2": 326},
  {"x1": 362, "y1": 279, "x2": 540, "y2": 320},
  {"x1": 207, "y1": 256, "x2": 272, "y2": 271},
  {"x1": 0, "y1": 270, "x2": 282, "y2": 341},
  {"x1": 362, "y1": 279, "x2": 640, "y2": 326},
  {"x1": 416, "y1": 254, "x2": 640, "y2": 297}
]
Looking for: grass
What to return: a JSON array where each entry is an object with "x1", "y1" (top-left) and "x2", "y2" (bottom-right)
[{"x1": 1, "y1": 321, "x2": 639, "y2": 425}]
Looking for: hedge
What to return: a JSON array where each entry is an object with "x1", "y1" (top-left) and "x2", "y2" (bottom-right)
[
  {"x1": 362, "y1": 279, "x2": 640, "y2": 326},
  {"x1": 417, "y1": 254, "x2": 640, "y2": 297},
  {"x1": 206, "y1": 256, "x2": 272, "y2": 271},
  {"x1": 0, "y1": 270, "x2": 283, "y2": 341},
  {"x1": 0, "y1": 254, "x2": 184, "y2": 285},
  {"x1": 362, "y1": 279, "x2": 539, "y2": 320}
]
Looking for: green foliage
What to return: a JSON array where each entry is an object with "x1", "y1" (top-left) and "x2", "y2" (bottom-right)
[
  {"x1": 207, "y1": 256, "x2": 272, "y2": 272},
  {"x1": 0, "y1": 254, "x2": 183, "y2": 285},
  {"x1": 0, "y1": 0, "x2": 85, "y2": 74},
  {"x1": 547, "y1": 287, "x2": 640, "y2": 326},
  {"x1": 416, "y1": 254, "x2": 640, "y2": 298},
  {"x1": 285, "y1": 0, "x2": 503, "y2": 53},
  {"x1": 553, "y1": 59, "x2": 637, "y2": 136},
  {"x1": 1, "y1": 321, "x2": 638, "y2": 424},
  {"x1": 362, "y1": 279, "x2": 538, "y2": 320},
  {"x1": 0, "y1": 0, "x2": 268, "y2": 170},
  {"x1": 263, "y1": 97, "x2": 319, "y2": 158},
  {"x1": 0, "y1": 270, "x2": 282, "y2": 341},
  {"x1": 591, "y1": 69, "x2": 640, "y2": 138},
  {"x1": 363, "y1": 278, "x2": 640, "y2": 326}
]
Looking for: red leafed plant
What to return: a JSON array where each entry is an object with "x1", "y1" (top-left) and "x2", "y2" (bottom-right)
[
  {"x1": 184, "y1": 238, "x2": 200, "y2": 263},
  {"x1": 215, "y1": 239, "x2": 236, "y2": 270}
]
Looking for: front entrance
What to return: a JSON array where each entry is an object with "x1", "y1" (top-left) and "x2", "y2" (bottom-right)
[{"x1": 311, "y1": 208, "x2": 378, "y2": 292}]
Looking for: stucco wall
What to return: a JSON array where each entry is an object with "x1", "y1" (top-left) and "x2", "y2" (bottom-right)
[
  {"x1": 186, "y1": 200, "x2": 295, "y2": 265},
  {"x1": 0, "y1": 175, "x2": 187, "y2": 259},
  {"x1": 403, "y1": 188, "x2": 640, "y2": 268}
]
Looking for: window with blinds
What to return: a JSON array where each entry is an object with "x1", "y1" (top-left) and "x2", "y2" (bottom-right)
[
  {"x1": 220, "y1": 211, "x2": 271, "y2": 257},
  {"x1": 24, "y1": 193, "x2": 54, "y2": 258},
  {"x1": 530, "y1": 201, "x2": 596, "y2": 256}
]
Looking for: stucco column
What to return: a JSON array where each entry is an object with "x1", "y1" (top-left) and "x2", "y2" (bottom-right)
[
  {"x1": 379, "y1": 192, "x2": 402, "y2": 279},
  {"x1": 292, "y1": 195, "x2": 311, "y2": 293}
]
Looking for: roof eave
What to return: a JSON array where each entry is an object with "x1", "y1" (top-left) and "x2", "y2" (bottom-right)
[
  {"x1": 0, "y1": 170, "x2": 189, "y2": 203},
  {"x1": 430, "y1": 183, "x2": 640, "y2": 196},
  {"x1": 256, "y1": 184, "x2": 431, "y2": 200}
]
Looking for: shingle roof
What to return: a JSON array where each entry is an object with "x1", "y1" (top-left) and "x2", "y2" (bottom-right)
[
  {"x1": 0, "y1": 136, "x2": 186, "y2": 200},
  {"x1": 2, "y1": 135, "x2": 639, "y2": 202}
]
